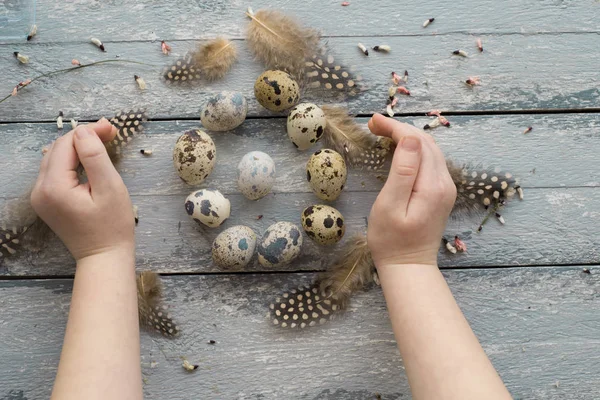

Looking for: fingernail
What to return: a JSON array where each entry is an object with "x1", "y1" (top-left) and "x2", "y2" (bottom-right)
[
  {"x1": 401, "y1": 136, "x2": 420, "y2": 152},
  {"x1": 75, "y1": 126, "x2": 93, "y2": 139}
]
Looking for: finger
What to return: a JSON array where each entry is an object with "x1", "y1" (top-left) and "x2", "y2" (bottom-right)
[
  {"x1": 87, "y1": 117, "x2": 118, "y2": 143},
  {"x1": 379, "y1": 134, "x2": 422, "y2": 214},
  {"x1": 35, "y1": 142, "x2": 54, "y2": 190},
  {"x1": 44, "y1": 130, "x2": 80, "y2": 189},
  {"x1": 369, "y1": 114, "x2": 424, "y2": 142},
  {"x1": 73, "y1": 125, "x2": 121, "y2": 196}
]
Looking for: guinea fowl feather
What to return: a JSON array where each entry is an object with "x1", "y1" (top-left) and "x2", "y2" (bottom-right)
[
  {"x1": 321, "y1": 106, "x2": 394, "y2": 169},
  {"x1": 163, "y1": 38, "x2": 237, "y2": 83},
  {"x1": 137, "y1": 271, "x2": 180, "y2": 337},
  {"x1": 268, "y1": 236, "x2": 375, "y2": 328}
]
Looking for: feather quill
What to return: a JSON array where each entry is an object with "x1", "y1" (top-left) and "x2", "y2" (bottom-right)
[
  {"x1": 269, "y1": 236, "x2": 375, "y2": 328},
  {"x1": 321, "y1": 106, "x2": 394, "y2": 170},
  {"x1": 137, "y1": 271, "x2": 180, "y2": 337},
  {"x1": 163, "y1": 38, "x2": 237, "y2": 83},
  {"x1": 246, "y1": 7, "x2": 320, "y2": 81}
]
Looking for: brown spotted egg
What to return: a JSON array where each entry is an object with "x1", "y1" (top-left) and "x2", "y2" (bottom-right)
[
  {"x1": 286, "y1": 103, "x2": 326, "y2": 150},
  {"x1": 301, "y1": 205, "x2": 345, "y2": 246},
  {"x1": 254, "y1": 70, "x2": 300, "y2": 112},
  {"x1": 212, "y1": 226, "x2": 257, "y2": 269},
  {"x1": 257, "y1": 222, "x2": 303, "y2": 268},
  {"x1": 173, "y1": 129, "x2": 216, "y2": 185},
  {"x1": 306, "y1": 149, "x2": 347, "y2": 201},
  {"x1": 185, "y1": 189, "x2": 230, "y2": 228},
  {"x1": 200, "y1": 91, "x2": 248, "y2": 132}
]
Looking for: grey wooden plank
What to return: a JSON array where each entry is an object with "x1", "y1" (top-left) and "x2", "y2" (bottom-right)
[
  {"x1": 1, "y1": 267, "x2": 599, "y2": 399},
  {"x1": 10, "y1": 0, "x2": 600, "y2": 45},
  {"x1": 2, "y1": 34, "x2": 599, "y2": 121},
  {"x1": 1, "y1": 187, "x2": 599, "y2": 275},
  {"x1": 2, "y1": 113, "x2": 599, "y2": 198}
]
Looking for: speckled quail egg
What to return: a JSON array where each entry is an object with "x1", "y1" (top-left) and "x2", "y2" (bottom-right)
[
  {"x1": 301, "y1": 205, "x2": 345, "y2": 245},
  {"x1": 306, "y1": 149, "x2": 348, "y2": 201},
  {"x1": 254, "y1": 70, "x2": 300, "y2": 112},
  {"x1": 184, "y1": 189, "x2": 230, "y2": 228},
  {"x1": 237, "y1": 151, "x2": 276, "y2": 200},
  {"x1": 200, "y1": 91, "x2": 248, "y2": 132},
  {"x1": 212, "y1": 225, "x2": 257, "y2": 269},
  {"x1": 286, "y1": 103, "x2": 327, "y2": 150},
  {"x1": 257, "y1": 222, "x2": 303, "y2": 268},
  {"x1": 173, "y1": 129, "x2": 216, "y2": 185}
]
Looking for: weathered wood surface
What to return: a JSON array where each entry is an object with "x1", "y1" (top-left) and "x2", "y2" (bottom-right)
[
  {"x1": 2, "y1": 33, "x2": 600, "y2": 122},
  {"x1": 2, "y1": 113, "x2": 599, "y2": 275},
  {"x1": 10, "y1": 0, "x2": 600, "y2": 45},
  {"x1": 2, "y1": 114, "x2": 599, "y2": 196},
  {"x1": 1, "y1": 267, "x2": 599, "y2": 399},
  {"x1": 2, "y1": 187, "x2": 599, "y2": 275}
]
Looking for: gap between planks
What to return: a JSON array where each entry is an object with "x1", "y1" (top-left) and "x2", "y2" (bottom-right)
[
  {"x1": 1, "y1": 263, "x2": 598, "y2": 282},
  {"x1": 2, "y1": 108, "x2": 600, "y2": 126}
]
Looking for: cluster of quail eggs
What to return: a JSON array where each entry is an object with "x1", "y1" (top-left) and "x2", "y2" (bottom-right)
[{"x1": 168, "y1": 68, "x2": 356, "y2": 270}]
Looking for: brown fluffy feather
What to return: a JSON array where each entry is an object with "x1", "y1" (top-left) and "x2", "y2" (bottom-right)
[
  {"x1": 246, "y1": 8, "x2": 320, "y2": 80},
  {"x1": 137, "y1": 271, "x2": 180, "y2": 337},
  {"x1": 317, "y1": 235, "x2": 375, "y2": 309},
  {"x1": 321, "y1": 106, "x2": 394, "y2": 169},
  {"x1": 268, "y1": 236, "x2": 375, "y2": 329},
  {"x1": 163, "y1": 38, "x2": 237, "y2": 83},
  {"x1": 192, "y1": 38, "x2": 237, "y2": 81}
]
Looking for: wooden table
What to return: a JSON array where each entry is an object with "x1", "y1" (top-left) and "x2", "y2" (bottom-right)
[{"x1": 1, "y1": 1, "x2": 599, "y2": 398}]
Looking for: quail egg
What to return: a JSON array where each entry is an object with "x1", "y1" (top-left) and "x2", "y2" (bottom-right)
[
  {"x1": 237, "y1": 151, "x2": 276, "y2": 200},
  {"x1": 286, "y1": 103, "x2": 326, "y2": 150},
  {"x1": 301, "y1": 205, "x2": 345, "y2": 245},
  {"x1": 254, "y1": 70, "x2": 300, "y2": 112},
  {"x1": 173, "y1": 129, "x2": 216, "y2": 185},
  {"x1": 185, "y1": 189, "x2": 230, "y2": 227},
  {"x1": 306, "y1": 149, "x2": 347, "y2": 201},
  {"x1": 200, "y1": 91, "x2": 248, "y2": 132},
  {"x1": 257, "y1": 222, "x2": 303, "y2": 267},
  {"x1": 212, "y1": 225, "x2": 257, "y2": 269}
]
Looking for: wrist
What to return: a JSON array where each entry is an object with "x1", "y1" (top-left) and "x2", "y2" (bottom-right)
[{"x1": 76, "y1": 246, "x2": 135, "y2": 270}]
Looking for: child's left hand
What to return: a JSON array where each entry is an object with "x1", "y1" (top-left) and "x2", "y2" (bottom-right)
[{"x1": 31, "y1": 118, "x2": 136, "y2": 262}]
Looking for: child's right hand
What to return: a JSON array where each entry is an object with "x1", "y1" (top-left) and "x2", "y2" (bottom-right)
[
  {"x1": 366, "y1": 114, "x2": 457, "y2": 268},
  {"x1": 31, "y1": 119, "x2": 135, "y2": 263}
]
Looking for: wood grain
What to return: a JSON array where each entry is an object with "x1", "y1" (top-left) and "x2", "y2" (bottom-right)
[
  {"x1": 8, "y1": 0, "x2": 600, "y2": 45},
  {"x1": 2, "y1": 33, "x2": 599, "y2": 121},
  {"x1": 2, "y1": 114, "x2": 599, "y2": 198},
  {"x1": 1, "y1": 186, "x2": 599, "y2": 276},
  {"x1": 1, "y1": 267, "x2": 599, "y2": 399}
]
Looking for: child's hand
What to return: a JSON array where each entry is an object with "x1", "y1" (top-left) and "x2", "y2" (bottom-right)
[
  {"x1": 367, "y1": 114, "x2": 457, "y2": 267},
  {"x1": 31, "y1": 119, "x2": 135, "y2": 262}
]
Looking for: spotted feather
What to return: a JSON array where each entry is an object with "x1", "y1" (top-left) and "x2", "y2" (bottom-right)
[
  {"x1": 448, "y1": 161, "x2": 522, "y2": 215},
  {"x1": 106, "y1": 108, "x2": 148, "y2": 159},
  {"x1": 137, "y1": 271, "x2": 180, "y2": 338},
  {"x1": 305, "y1": 48, "x2": 363, "y2": 98},
  {"x1": 269, "y1": 284, "x2": 341, "y2": 328},
  {"x1": 269, "y1": 236, "x2": 375, "y2": 329}
]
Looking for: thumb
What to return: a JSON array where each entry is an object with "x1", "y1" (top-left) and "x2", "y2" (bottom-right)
[
  {"x1": 74, "y1": 126, "x2": 121, "y2": 196},
  {"x1": 380, "y1": 135, "x2": 422, "y2": 213}
]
